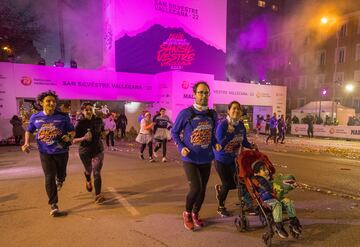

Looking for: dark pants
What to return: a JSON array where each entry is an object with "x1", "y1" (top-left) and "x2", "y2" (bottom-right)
[
  {"x1": 14, "y1": 135, "x2": 22, "y2": 145},
  {"x1": 308, "y1": 127, "x2": 313, "y2": 138},
  {"x1": 39, "y1": 152, "x2": 69, "y2": 205},
  {"x1": 154, "y1": 139, "x2": 167, "y2": 157},
  {"x1": 140, "y1": 141, "x2": 153, "y2": 158},
  {"x1": 106, "y1": 131, "x2": 114, "y2": 147},
  {"x1": 214, "y1": 161, "x2": 236, "y2": 207},
  {"x1": 120, "y1": 126, "x2": 126, "y2": 138},
  {"x1": 266, "y1": 128, "x2": 277, "y2": 143},
  {"x1": 183, "y1": 162, "x2": 211, "y2": 214},
  {"x1": 277, "y1": 129, "x2": 285, "y2": 143},
  {"x1": 79, "y1": 152, "x2": 104, "y2": 195}
]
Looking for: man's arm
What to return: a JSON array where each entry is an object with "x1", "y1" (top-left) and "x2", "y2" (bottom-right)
[{"x1": 21, "y1": 131, "x2": 32, "y2": 153}]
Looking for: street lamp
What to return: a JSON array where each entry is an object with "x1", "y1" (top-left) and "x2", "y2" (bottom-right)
[
  {"x1": 320, "y1": 16, "x2": 339, "y2": 123},
  {"x1": 320, "y1": 17, "x2": 329, "y2": 25},
  {"x1": 319, "y1": 88, "x2": 327, "y2": 119},
  {"x1": 345, "y1": 83, "x2": 354, "y2": 93},
  {"x1": 344, "y1": 83, "x2": 354, "y2": 107}
]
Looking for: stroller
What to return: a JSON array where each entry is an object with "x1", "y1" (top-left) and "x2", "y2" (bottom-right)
[{"x1": 234, "y1": 150, "x2": 301, "y2": 246}]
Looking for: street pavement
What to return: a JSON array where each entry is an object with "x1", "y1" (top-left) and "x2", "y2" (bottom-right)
[{"x1": 0, "y1": 135, "x2": 359, "y2": 247}]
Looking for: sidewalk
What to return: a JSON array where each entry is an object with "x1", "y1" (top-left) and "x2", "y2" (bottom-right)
[{"x1": 251, "y1": 135, "x2": 360, "y2": 160}]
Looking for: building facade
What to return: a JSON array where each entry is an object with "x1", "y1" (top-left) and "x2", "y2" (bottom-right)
[{"x1": 267, "y1": 10, "x2": 360, "y2": 114}]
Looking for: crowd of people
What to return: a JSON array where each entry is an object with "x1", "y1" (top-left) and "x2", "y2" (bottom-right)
[
  {"x1": 254, "y1": 113, "x2": 288, "y2": 144},
  {"x1": 13, "y1": 85, "x2": 300, "y2": 239}
]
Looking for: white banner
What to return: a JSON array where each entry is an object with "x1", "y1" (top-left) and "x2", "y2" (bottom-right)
[{"x1": 291, "y1": 124, "x2": 360, "y2": 140}]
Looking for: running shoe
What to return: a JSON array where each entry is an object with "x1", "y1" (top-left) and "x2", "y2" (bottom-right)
[
  {"x1": 191, "y1": 212, "x2": 205, "y2": 227},
  {"x1": 50, "y1": 204, "x2": 60, "y2": 217},
  {"x1": 182, "y1": 211, "x2": 194, "y2": 230}
]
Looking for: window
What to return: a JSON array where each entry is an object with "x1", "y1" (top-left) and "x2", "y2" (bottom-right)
[
  {"x1": 318, "y1": 50, "x2": 326, "y2": 65},
  {"x1": 356, "y1": 44, "x2": 360, "y2": 61},
  {"x1": 286, "y1": 99, "x2": 291, "y2": 109},
  {"x1": 299, "y1": 54, "x2": 306, "y2": 67},
  {"x1": 333, "y1": 72, "x2": 344, "y2": 83},
  {"x1": 272, "y1": 4, "x2": 278, "y2": 11},
  {"x1": 339, "y1": 23, "x2": 347, "y2": 37},
  {"x1": 354, "y1": 70, "x2": 360, "y2": 82},
  {"x1": 258, "y1": 0, "x2": 266, "y2": 8},
  {"x1": 297, "y1": 98, "x2": 306, "y2": 108},
  {"x1": 335, "y1": 47, "x2": 346, "y2": 64},
  {"x1": 304, "y1": 35, "x2": 310, "y2": 46},
  {"x1": 285, "y1": 77, "x2": 292, "y2": 88},
  {"x1": 315, "y1": 74, "x2": 325, "y2": 88},
  {"x1": 298, "y1": 76, "x2": 307, "y2": 89},
  {"x1": 353, "y1": 98, "x2": 360, "y2": 109}
]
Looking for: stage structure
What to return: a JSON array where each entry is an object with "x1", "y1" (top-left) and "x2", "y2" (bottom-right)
[{"x1": 0, "y1": 62, "x2": 286, "y2": 140}]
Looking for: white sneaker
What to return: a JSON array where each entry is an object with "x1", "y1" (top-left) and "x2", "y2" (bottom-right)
[{"x1": 162, "y1": 157, "x2": 167, "y2": 162}]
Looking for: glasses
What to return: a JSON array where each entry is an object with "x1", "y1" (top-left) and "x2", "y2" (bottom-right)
[{"x1": 196, "y1": 91, "x2": 210, "y2": 96}]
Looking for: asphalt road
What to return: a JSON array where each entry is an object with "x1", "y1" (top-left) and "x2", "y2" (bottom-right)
[{"x1": 0, "y1": 137, "x2": 359, "y2": 247}]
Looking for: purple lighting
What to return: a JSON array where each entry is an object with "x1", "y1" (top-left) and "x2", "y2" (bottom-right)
[
  {"x1": 321, "y1": 89, "x2": 327, "y2": 96},
  {"x1": 238, "y1": 17, "x2": 268, "y2": 50}
]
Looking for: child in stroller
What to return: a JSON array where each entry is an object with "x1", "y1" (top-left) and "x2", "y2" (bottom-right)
[{"x1": 234, "y1": 150, "x2": 302, "y2": 246}]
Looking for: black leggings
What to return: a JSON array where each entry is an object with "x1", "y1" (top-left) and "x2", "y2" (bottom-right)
[
  {"x1": 79, "y1": 152, "x2": 104, "y2": 195},
  {"x1": 183, "y1": 162, "x2": 211, "y2": 214},
  {"x1": 214, "y1": 160, "x2": 236, "y2": 207},
  {"x1": 154, "y1": 139, "x2": 167, "y2": 157},
  {"x1": 307, "y1": 127, "x2": 313, "y2": 138},
  {"x1": 266, "y1": 128, "x2": 277, "y2": 143},
  {"x1": 140, "y1": 141, "x2": 153, "y2": 158},
  {"x1": 15, "y1": 135, "x2": 22, "y2": 145},
  {"x1": 106, "y1": 131, "x2": 114, "y2": 147},
  {"x1": 277, "y1": 130, "x2": 285, "y2": 143},
  {"x1": 120, "y1": 126, "x2": 126, "y2": 138},
  {"x1": 39, "y1": 152, "x2": 69, "y2": 205}
]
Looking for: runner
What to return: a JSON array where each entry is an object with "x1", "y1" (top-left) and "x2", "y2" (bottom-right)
[
  {"x1": 21, "y1": 90, "x2": 75, "y2": 216},
  {"x1": 172, "y1": 81, "x2": 221, "y2": 230},
  {"x1": 73, "y1": 102, "x2": 107, "y2": 204}
]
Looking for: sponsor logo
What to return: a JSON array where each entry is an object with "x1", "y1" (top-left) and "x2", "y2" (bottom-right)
[
  {"x1": 20, "y1": 76, "x2": 32, "y2": 86},
  {"x1": 182, "y1": 80, "x2": 189, "y2": 89},
  {"x1": 256, "y1": 92, "x2": 261, "y2": 98},
  {"x1": 329, "y1": 128, "x2": 335, "y2": 134},
  {"x1": 183, "y1": 93, "x2": 194, "y2": 99},
  {"x1": 351, "y1": 130, "x2": 360, "y2": 135}
]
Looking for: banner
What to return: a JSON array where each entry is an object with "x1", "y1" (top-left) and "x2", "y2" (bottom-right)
[
  {"x1": 212, "y1": 81, "x2": 287, "y2": 117},
  {"x1": 291, "y1": 124, "x2": 360, "y2": 140}
]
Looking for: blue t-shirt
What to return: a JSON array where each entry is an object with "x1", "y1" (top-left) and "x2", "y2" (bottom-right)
[
  {"x1": 171, "y1": 107, "x2": 217, "y2": 164},
  {"x1": 214, "y1": 119, "x2": 252, "y2": 164},
  {"x1": 269, "y1": 117, "x2": 278, "y2": 129},
  {"x1": 27, "y1": 111, "x2": 75, "y2": 154}
]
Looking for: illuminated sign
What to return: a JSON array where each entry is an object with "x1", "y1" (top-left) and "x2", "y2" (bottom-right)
[{"x1": 157, "y1": 33, "x2": 195, "y2": 69}]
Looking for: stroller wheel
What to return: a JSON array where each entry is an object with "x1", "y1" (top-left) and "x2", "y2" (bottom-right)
[
  {"x1": 262, "y1": 232, "x2": 272, "y2": 247},
  {"x1": 244, "y1": 217, "x2": 250, "y2": 230},
  {"x1": 234, "y1": 216, "x2": 249, "y2": 232},
  {"x1": 289, "y1": 225, "x2": 301, "y2": 239}
]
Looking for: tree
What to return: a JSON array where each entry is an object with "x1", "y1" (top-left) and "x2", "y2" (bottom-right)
[{"x1": 0, "y1": 0, "x2": 45, "y2": 63}]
